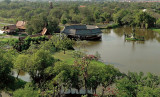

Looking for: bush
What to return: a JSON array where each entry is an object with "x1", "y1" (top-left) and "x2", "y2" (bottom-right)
[
  {"x1": 106, "y1": 23, "x2": 119, "y2": 29},
  {"x1": 13, "y1": 83, "x2": 39, "y2": 97}
]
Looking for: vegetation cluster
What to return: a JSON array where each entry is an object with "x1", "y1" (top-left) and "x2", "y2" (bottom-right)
[
  {"x1": 1, "y1": 1, "x2": 160, "y2": 97},
  {"x1": 0, "y1": 34, "x2": 160, "y2": 97}
]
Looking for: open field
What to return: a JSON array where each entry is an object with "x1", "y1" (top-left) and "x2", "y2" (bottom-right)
[
  {"x1": 151, "y1": 28, "x2": 160, "y2": 34},
  {"x1": 0, "y1": 17, "x2": 16, "y2": 24},
  {"x1": 53, "y1": 50, "x2": 106, "y2": 66},
  {"x1": 0, "y1": 38, "x2": 18, "y2": 43}
]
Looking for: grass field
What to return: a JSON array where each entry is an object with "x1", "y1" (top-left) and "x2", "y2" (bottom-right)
[
  {"x1": 0, "y1": 38, "x2": 18, "y2": 43},
  {"x1": 0, "y1": 17, "x2": 16, "y2": 24},
  {"x1": 151, "y1": 28, "x2": 160, "y2": 34},
  {"x1": 53, "y1": 50, "x2": 106, "y2": 66}
]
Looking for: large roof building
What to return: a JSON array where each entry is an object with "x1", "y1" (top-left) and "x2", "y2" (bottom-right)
[{"x1": 61, "y1": 25, "x2": 102, "y2": 40}]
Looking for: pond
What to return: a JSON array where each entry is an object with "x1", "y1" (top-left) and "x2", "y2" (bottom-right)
[{"x1": 76, "y1": 27, "x2": 160, "y2": 75}]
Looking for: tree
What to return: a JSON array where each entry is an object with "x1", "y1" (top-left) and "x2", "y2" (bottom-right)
[
  {"x1": 4, "y1": 0, "x2": 11, "y2": 4},
  {"x1": 53, "y1": 62, "x2": 73, "y2": 94},
  {"x1": 100, "y1": 65, "x2": 121, "y2": 97},
  {"x1": 74, "y1": 57, "x2": 91, "y2": 94},
  {"x1": 26, "y1": 14, "x2": 60, "y2": 35},
  {"x1": 26, "y1": 17, "x2": 45, "y2": 35},
  {"x1": 47, "y1": 17, "x2": 60, "y2": 34},
  {"x1": 25, "y1": 49, "x2": 54, "y2": 86},
  {"x1": 135, "y1": 11, "x2": 156, "y2": 29},
  {"x1": 137, "y1": 86, "x2": 160, "y2": 97},
  {"x1": 87, "y1": 64, "x2": 102, "y2": 94},
  {"x1": 116, "y1": 77, "x2": 137, "y2": 97},
  {"x1": 14, "y1": 54, "x2": 29, "y2": 79},
  {"x1": 116, "y1": 72, "x2": 160, "y2": 97},
  {"x1": 0, "y1": 49, "x2": 13, "y2": 89},
  {"x1": 50, "y1": 34, "x2": 74, "y2": 54},
  {"x1": 93, "y1": 10, "x2": 101, "y2": 22},
  {"x1": 61, "y1": 19, "x2": 67, "y2": 25},
  {"x1": 13, "y1": 83, "x2": 40, "y2": 97},
  {"x1": 113, "y1": 9, "x2": 129, "y2": 25}
]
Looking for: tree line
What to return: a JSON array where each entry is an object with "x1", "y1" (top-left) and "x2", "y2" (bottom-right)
[{"x1": 0, "y1": 1, "x2": 160, "y2": 34}]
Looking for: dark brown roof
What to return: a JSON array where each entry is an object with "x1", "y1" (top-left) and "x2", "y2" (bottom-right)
[
  {"x1": 3, "y1": 25, "x2": 16, "y2": 30},
  {"x1": 3, "y1": 25, "x2": 17, "y2": 33},
  {"x1": 61, "y1": 25, "x2": 102, "y2": 36}
]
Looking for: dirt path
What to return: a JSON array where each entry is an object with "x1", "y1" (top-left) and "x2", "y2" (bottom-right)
[{"x1": 0, "y1": 91, "x2": 12, "y2": 97}]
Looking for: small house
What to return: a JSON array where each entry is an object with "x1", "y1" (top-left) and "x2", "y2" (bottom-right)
[
  {"x1": 3, "y1": 25, "x2": 17, "y2": 34},
  {"x1": 61, "y1": 25, "x2": 102, "y2": 40}
]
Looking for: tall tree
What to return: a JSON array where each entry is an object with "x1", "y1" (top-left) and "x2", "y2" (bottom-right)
[
  {"x1": 14, "y1": 54, "x2": 29, "y2": 79},
  {"x1": 25, "y1": 49, "x2": 54, "y2": 86},
  {"x1": 0, "y1": 49, "x2": 13, "y2": 89}
]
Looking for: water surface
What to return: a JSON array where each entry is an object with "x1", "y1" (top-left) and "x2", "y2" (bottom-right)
[{"x1": 77, "y1": 27, "x2": 160, "y2": 74}]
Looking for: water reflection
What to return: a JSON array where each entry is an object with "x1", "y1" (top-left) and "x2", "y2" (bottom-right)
[{"x1": 12, "y1": 70, "x2": 31, "y2": 82}]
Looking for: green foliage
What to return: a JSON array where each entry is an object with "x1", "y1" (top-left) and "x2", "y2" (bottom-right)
[
  {"x1": 0, "y1": 1, "x2": 159, "y2": 27},
  {"x1": 116, "y1": 72, "x2": 160, "y2": 97},
  {"x1": 137, "y1": 86, "x2": 160, "y2": 97},
  {"x1": 13, "y1": 83, "x2": 39, "y2": 97},
  {"x1": 14, "y1": 36, "x2": 48, "y2": 51},
  {"x1": 25, "y1": 49, "x2": 54, "y2": 84},
  {"x1": 106, "y1": 23, "x2": 119, "y2": 29},
  {"x1": 14, "y1": 54, "x2": 29, "y2": 78},
  {"x1": 135, "y1": 11, "x2": 156, "y2": 28},
  {"x1": 116, "y1": 77, "x2": 137, "y2": 97},
  {"x1": 113, "y1": 9, "x2": 129, "y2": 25},
  {"x1": 72, "y1": 50, "x2": 86, "y2": 59},
  {"x1": 4, "y1": 0, "x2": 11, "y2": 4},
  {"x1": 26, "y1": 14, "x2": 60, "y2": 35},
  {"x1": 0, "y1": 49, "x2": 13, "y2": 89},
  {"x1": 0, "y1": 38, "x2": 19, "y2": 46},
  {"x1": 6, "y1": 76, "x2": 26, "y2": 91},
  {"x1": 26, "y1": 15, "x2": 47, "y2": 35},
  {"x1": 61, "y1": 19, "x2": 67, "y2": 25},
  {"x1": 50, "y1": 34, "x2": 75, "y2": 54},
  {"x1": 47, "y1": 17, "x2": 60, "y2": 34},
  {"x1": 151, "y1": 28, "x2": 160, "y2": 34}
]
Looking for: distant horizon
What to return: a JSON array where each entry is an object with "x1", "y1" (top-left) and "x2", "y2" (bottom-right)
[{"x1": 1, "y1": 0, "x2": 160, "y2": 2}]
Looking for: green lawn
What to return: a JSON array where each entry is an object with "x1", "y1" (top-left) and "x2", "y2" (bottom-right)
[
  {"x1": 0, "y1": 17, "x2": 16, "y2": 24},
  {"x1": 0, "y1": 38, "x2": 18, "y2": 43},
  {"x1": 53, "y1": 50, "x2": 106, "y2": 66},
  {"x1": 53, "y1": 50, "x2": 75, "y2": 64},
  {"x1": 151, "y1": 28, "x2": 160, "y2": 34}
]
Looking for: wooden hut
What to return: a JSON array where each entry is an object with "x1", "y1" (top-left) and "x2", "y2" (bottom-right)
[
  {"x1": 61, "y1": 25, "x2": 102, "y2": 40},
  {"x1": 3, "y1": 25, "x2": 17, "y2": 34}
]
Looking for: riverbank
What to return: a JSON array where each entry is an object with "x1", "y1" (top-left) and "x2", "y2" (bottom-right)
[{"x1": 151, "y1": 28, "x2": 160, "y2": 34}]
